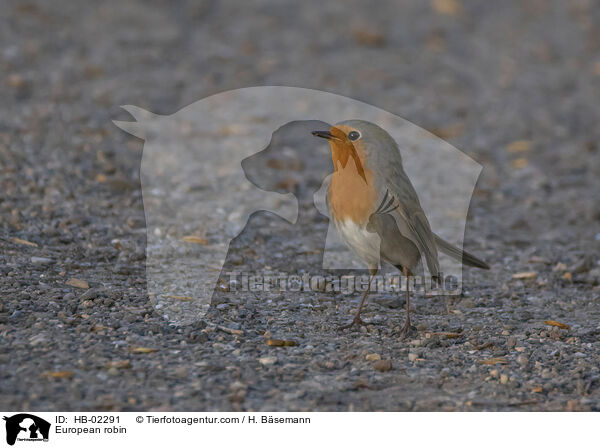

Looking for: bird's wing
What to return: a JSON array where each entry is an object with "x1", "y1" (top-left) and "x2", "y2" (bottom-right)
[
  {"x1": 373, "y1": 165, "x2": 440, "y2": 279},
  {"x1": 366, "y1": 212, "x2": 421, "y2": 274}
]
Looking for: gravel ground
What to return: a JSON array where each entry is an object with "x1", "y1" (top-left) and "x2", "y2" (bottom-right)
[{"x1": 1, "y1": 0, "x2": 599, "y2": 411}]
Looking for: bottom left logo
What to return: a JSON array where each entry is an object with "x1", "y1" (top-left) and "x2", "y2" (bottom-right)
[{"x1": 3, "y1": 414, "x2": 50, "y2": 446}]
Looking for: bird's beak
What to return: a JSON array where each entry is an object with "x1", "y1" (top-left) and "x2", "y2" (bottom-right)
[{"x1": 311, "y1": 130, "x2": 340, "y2": 141}]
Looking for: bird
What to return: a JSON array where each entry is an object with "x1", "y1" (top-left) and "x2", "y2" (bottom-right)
[{"x1": 312, "y1": 120, "x2": 489, "y2": 337}]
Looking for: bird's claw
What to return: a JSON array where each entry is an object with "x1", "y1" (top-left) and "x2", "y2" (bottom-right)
[{"x1": 397, "y1": 321, "x2": 417, "y2": 340}]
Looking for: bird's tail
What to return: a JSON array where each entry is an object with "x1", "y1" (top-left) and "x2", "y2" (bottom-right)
[{"x1": 434, "y1": 234, "x2": 490, "y2": 270}]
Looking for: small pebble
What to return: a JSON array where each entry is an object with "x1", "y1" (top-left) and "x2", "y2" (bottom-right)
[
  {"x1": 259, "y1": 356, "x2": 277, "y2": 367},
  {"x1": 373, "y1": 359, "x2": 392, "y2": 372},
  {"x1": 174, "y1": 366, "x2": 188, "y2": 378},
  {"x1": 459, "y1": 298, "x2": 475, "y2": 308},
  {"x1": 80, "y1": 288, "x2": 100, "y2": 300}
]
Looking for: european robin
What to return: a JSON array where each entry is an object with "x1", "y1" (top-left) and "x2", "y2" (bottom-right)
[{"x1": 312, "y1": 120, "x2": 489, "y2": 337}]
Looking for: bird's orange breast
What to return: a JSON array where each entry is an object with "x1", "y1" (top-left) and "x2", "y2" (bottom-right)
[{"x1": 328, "y1": 150, "x2": 376, "y2": 226}]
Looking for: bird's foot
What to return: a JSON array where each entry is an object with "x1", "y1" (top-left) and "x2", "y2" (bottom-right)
[
  {"x1": 397, "y1": 320, "x2": 417, "y2": 340},
  {"x1": 338, "y1": 316, "x2": 369, "y2": 331}
]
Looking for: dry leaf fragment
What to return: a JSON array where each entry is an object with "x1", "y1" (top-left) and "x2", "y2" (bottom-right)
[
  {"x1": 553, "y1": 262, "x2": 568, "y2": 271},
  {"x1": 353, "y1": 28, "x2": 386, "y2": 47},
  {"x1": 41, "y1": 370, "x2": 74, "y2": 379},
  {"x1": 512, "y1": 271, "x2": 538, "y2": 280},
  {"x1": 432, "y1": 0, "x2": 462, "y2": 16},
  {"x1": 217, "y1": 325, "x2": 243, "y2": 336},
  {"x1": 479, "y1": 357, "x2": 507, "y2": 365},
  {"x1": 165, "y1": 295, "x2": 194, "y2": 302},
  {"x1": 218, "y1": 124, "x2": 246, "y2": 136},
  {"x1": 11, "y1": 237, "x2": 38, "y2": 247},
  {"x1": 266, "y1": 339, "x2": 297, "y2": 347},
  {"x1": 7, "y1": 73, "x2": 26, "y2": 89},
  {"x1": 430, "y1": 123, "x2": 464, "y2": 140},
  {"x1": 182, "y1": 235, "x2": 209, "y2": 245},
  {"x1": 544, "y1": 320, "x2": 570, "y2": 330},
  {"x1": 432, "y1": 331, "x2": 463, "y2": 339},
  {"x1": 528, "y1": 256, "x2": 550, "y2": 264},
  {"x1": 511, "y1": 158, "x2": 529, "y2": 169},
  {"x1": 66, "y1": 278, "x2": 89, "y2": 289},
  {"x1": 130, "y1": 347, "x2": 158, "y2": 354},
  {"x1": 507, "y1": 140, "x2": 532, "y2": 153}
]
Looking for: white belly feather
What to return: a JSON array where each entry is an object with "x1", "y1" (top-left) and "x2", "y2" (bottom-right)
[{"x1": 334, "y1": 218, "x2": 381, "y2": 268}]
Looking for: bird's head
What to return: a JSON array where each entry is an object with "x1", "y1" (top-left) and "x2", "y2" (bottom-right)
[{"x1": 312, "y1": 120, "x2": 400, "y2": 182}]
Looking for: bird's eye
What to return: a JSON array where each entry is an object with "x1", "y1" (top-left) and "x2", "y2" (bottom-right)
[{"x1": 348, "y1": 131, "x2": 361, "y2": 141}]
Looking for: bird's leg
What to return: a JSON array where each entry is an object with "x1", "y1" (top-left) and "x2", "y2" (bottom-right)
[
  {"x1": 338, "y1": 268, "x2": 377, "y2": 330},
  {"x1": 398, "y1": 268, "x2": 416, "y2": 339}
]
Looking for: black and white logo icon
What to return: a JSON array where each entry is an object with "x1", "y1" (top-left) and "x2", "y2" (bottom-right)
[{"x1": 3, "y1": 414, "x2": 50, "y2": 446}]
